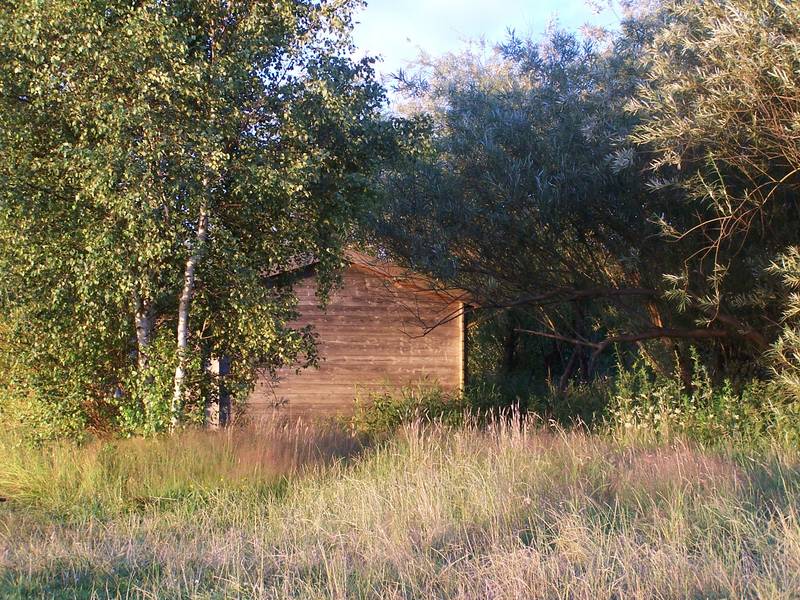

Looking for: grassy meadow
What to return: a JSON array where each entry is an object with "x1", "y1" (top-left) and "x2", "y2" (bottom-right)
[{"x1": 1, "y1": 413, "x2": 799, "y2": 599}]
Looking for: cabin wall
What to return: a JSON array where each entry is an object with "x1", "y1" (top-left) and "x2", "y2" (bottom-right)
[{"x1": 247, "y1": 265, "x2": 464, "y2": 419}]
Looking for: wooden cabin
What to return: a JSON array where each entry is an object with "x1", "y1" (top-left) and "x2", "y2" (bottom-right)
[{"x1": 246, "y1": 252, "x2": 468, "y2": 419}]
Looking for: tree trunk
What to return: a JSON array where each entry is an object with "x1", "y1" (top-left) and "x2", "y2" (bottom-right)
[
  {"x1": 677, "y1": 345, "x2": 695, "y2": 393},
  {"x1": 558, "y1": 347, "x2": 580, "y2": 394},
  {"x1": 502, "y1": 324, "x2": 518, "y2": 374},
  {"x1": 134, "y1": 293, "x2": 157, "y2": 423},
  {"x1": 133, "y1": 294, "x2": 153, "y2": 372},
  {"x1": 172, "y1": 206, "x2": 209, "y2": 429},
  {"x1": 574, "y1": 303, "x2": 589, "y2": 381}
]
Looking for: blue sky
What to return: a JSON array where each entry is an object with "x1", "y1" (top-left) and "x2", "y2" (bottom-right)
[{"x1": 351, "y1": 0, "x2": 621, "y2": 84}]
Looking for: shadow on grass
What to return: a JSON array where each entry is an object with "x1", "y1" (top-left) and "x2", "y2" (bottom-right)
[{"x1": 0, "y1": 417, "x2": 369, "y2": 521}]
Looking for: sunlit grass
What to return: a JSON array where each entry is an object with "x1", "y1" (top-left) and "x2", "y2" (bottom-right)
[
  {"x1": 1, "y1": 416, "x2": 799, "y2": 598},
  {"x1": 0, "y1": 416, "x2": 362, "y2": 517}
]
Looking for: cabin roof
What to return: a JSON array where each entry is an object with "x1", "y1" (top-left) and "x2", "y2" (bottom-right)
[
  {"x1": 345, "y1": 250, "x2": 473, "y2": 306},
  {"x1": 275, "y1": 249, "x2": 473, "y2": 307}
]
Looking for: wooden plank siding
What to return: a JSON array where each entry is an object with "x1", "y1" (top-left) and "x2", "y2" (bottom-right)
[{"x1": 247, "y1": 264, "x2": 465, "y2": 419}]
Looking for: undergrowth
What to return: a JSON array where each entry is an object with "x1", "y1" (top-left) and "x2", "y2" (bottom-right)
[
  {"x1": 347, "y1": 358, "x2": 800, "y2": 450},
  {"x1": 1, "y1": 417, "x2": 799, "y2": 599},
  {"x1": 2, "y1": 366, "x2": 800, "y2": 598},
  {"x1": 0, "y1": 418, "x2": 362, "y2": 518}
]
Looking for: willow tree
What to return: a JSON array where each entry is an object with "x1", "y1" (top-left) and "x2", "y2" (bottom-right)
[
  {"x1": 370, "y1": 21, "x2": 702, "y2": 387},
  {"x1": 628, "y1": 0, "x2": 800, "y2": 383},
  {"x1": 0, "y1": 0, "x2": 386, "y2": 438},
  {"x1": 372, "y1": 2, "x2": 799, "y2": 388}
]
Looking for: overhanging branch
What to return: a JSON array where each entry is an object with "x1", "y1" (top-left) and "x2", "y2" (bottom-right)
[{"x1": 516, "y1": 325, "x2": 732, "y2": 382}]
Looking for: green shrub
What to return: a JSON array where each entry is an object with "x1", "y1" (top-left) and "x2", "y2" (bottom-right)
[
  {"x1": 346, "y1": 379, "x2": 609, "y2": 439},
  {"x1": 604, "y1": 355, "x2": 800, "y2": 449},
  {"x1": 463, "y1": 376, "x2": 609, "y2": 427},
  {"x1": 345, "y1": 357, "x2": 800, "y2": 449},
  {"x1": 347, "y1": 385, "x2": 470, "y2": 437}
]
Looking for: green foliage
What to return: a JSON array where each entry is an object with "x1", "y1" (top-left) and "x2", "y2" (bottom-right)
[
  {"x1": 347, "y1": 385, "x2": 469, "y2": 437},
  {"x1": 463, "y1": 377, "x2": 608, "y2": 426},
  {"x1": 630, "y1": 0, "x2": 800, "y2": 211},
  {"x1": 344, "y1": 349, "x2": 800, "y2": 450},
  {"x1": 769, "y1": 247, "x2": 800, "y2": 400},
  {"x1": 4, "y1": 0, "x2": 800, "y2": 441},
  {"x1": 116, "y1": 332, "x2": 191, "y2": 435},
  {"x1": 605, "y1": 354, "x2": 800, "y2": 448},
  {"x1": 0, "y1": 321, "x2": 93, "y2": 443},
  {"x1": 629, "y1": 0, "x2": 800, "y2": 373},
  {"x1": 372, "y1": 0, "x2": 800, "y2": 393},
  {"x1": 0, "y1": 0, "x2": 388, "y2": 437},
  {"x1": 375, "y1": 29, "x2": 662, "y2": 309},
  {"x1": 370, "y1": 16, "x2": 752, "y2": 387}
]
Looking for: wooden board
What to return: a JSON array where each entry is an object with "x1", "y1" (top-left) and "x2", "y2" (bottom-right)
[{"x1": 247, "y1": 265, "x2": 464, "y2": 419}]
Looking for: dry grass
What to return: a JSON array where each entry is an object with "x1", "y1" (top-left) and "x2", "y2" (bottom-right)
[
  {"x1": 0, "y1": 416, "x2": 362, "y2": 516},
  {"x1": 1, "y1": 418, "x2": 799, "y2": 599}
]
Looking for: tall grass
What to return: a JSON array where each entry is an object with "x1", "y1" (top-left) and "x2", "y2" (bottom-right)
[
  {"x1": 0, "y1": 417, "x2": 362, "y2": 517},
  {"x1": 1, "y1": 415, "x2": 799, "y2": 599}
]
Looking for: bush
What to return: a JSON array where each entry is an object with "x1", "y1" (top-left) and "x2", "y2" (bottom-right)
[
  {"x1": 604, "y1": 355, "x2": 800, "y2": 449},
  {"x1": 463, "y1": 376, "x2": 609, "y2": 427},
  {"x1": 345, "y1": 356, "x2": 800, "y2": 450},
  {"x1": 347, "y1": 385, "x2": 469, "y2": 437}
]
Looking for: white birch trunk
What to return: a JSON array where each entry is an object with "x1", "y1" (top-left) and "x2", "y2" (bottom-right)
[
  {"x1": 133, "y1": 294, "x2": 153, "y2": 372},
  {"x1": 171, "y1": 205, "x2": 209, "y2": 428},
  {"x1": 133, "y1": 293, "x2": 156, "y2": 422}
]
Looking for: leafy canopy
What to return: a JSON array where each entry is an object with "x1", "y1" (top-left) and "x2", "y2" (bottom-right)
[{"x1": 0, "y1": 0, "x2": 388, "y2": 438}]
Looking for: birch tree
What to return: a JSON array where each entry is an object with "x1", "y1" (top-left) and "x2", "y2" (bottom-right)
[{"x1": 0, "y1": 0, "x2": 387, "y2": 437}]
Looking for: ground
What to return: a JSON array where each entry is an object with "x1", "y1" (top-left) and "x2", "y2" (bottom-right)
[{"x1": 1, "y1": 418, "x2": 799, "y2": 599}]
